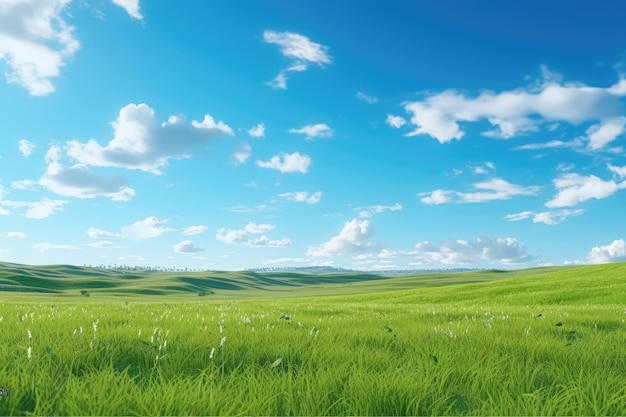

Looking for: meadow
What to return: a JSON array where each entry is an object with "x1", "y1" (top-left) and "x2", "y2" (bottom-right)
[{"x1": 0, "y1": 262, "x2": 625, "y2": 415}]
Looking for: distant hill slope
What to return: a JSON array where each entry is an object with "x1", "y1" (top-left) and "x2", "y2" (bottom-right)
[{"x1": 1, "y1": 261, "x2": 624, "y2": 302}]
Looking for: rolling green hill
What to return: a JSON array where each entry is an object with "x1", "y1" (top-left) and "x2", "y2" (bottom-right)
[{"x1": 1, "y1": 260, "x2": 624, "y2": 302}]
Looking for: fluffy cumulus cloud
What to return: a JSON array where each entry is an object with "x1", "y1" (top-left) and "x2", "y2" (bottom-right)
[
  {"x1": 545, "y1": 173, "x2": 626, "y2": 208},
  {"x1": 588, "y1": 239, "x2": 626, "y2": 264},
  {"x1": 400, "y1": 70, "x2": 626, "y2": 146},
  {"x1": 504, "y1": 209, "x2": 585, "y2": 225},
  {"x1": 386, "y1": 114, "x2": 407, "y2": 129},
  {"x1": 356, "y1": 91, "x2": 378, "y2": 104},
  {"x1": 263, "y1": 31, "x2": 331, "y2": 89},
  {"x1": 173, "y1": 240, "x2": 205, "y2": 254},
  {"x1": 412, "y1": 237, "x2": 532, "y2": 265},
  {"x1": 231, "y1": 143, "x2": 252, "y2": 166},
  {"x1": 247, "y1": 123, "x2": 266, "y2": 138},
  {"x1": 109, "y1": 0, "x2": 143, "y2": 19},
  {"x1": 0, "y1": 0, "x2": 79, "y2": 95},
  {"x1": 66, "y1": 103, "x2": 233, "y2": 174},
  {"x1": 257, "y1": 152, "x2": 311, "y2": 174},
  {"x1": 38, "y1": 146, "x2": 136, "y2": 201},
  {"x1": 419, "y1": 178, "x2": 539, "y2": 205},
  {"x1": 279, "y1": 191, "x2": 322, "y2": 204},
  {"x1": 0, "y1": 0, "x2": 140, "y2": 95},
  {"x1": 306, "y1": 219, "x2": 374, "y2": 257},
  {"x1": 121, "y1": 216, "x2": 176, "y2": 240},
  {"x1": 18, "y1": 139, "x2": 36, "y2": 156},
  {"x1": 289, "y1": 123, "x2": 333, "y2": 140},
  {"x1": 216, "y1": 222, "x2": 292, "y2": 247},
  {"x1": 357, "y1": 203, "x2": 402, "y2": 218},
  {"x1": 183, "y1": 225, "x2": 208, "y2": 236}
]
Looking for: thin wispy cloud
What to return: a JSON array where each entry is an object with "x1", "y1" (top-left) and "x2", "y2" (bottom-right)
[{"x1": 263, "y1": 31, "x2": 331, "y2": 89}]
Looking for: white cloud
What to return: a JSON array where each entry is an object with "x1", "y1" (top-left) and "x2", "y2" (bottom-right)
[
  {"x1": 514, "y1": 139, "x2": 583, "y2": 151},
  {"x1": 1, "y1": 198, "x2": 66, "y2": 219},
  {"x1": 0, "y1": 231, "x2": 26, "y2": 238},
  {"x1": 419, "y1": 178, "x2": 539, "y2": 205},
  {"x1": 504, "y1": 209, "x2": 585, "y2": 225},
  {"x1": 223, "y1": 204, "x2": 270, "y2": 213},
  {"x1": 38, "y1": 150, "x2": 136, "y2": 201},
  {"x1": 586, "y1": 117, "x2": 626, "y2": 150},
  {"x1": 608, "y1": 164, "x2": 626, "y2": 179},
  {"x1": 289, "y1": 123, "x2": 333, "y2": 140},
  {"x1": 247, "y1": 123, "x2": 265, "y2": 138},
  {"x1": 471, "y1": 161, "x2": 496, "y2": 175},
  {"x1": 588, "y1": 239, "x2": 626, "y2": 264},
  {"x1": 66, "y1": 103, "x2": 233, "y2": 174},
  {"x1": 306, "y1": 218, "x2": 373, "y2": 257},
  {"x1": 244, "y1": 222, "x2": 274, "y2": 234},
  {"x1": 420, "y1": 189, "x2": 453, "y2": 205},
  {"x1": 357, "y1": 203, "x2": 402, "y2": 218},
  {"x1": 109, "y1": 0, "x2": 143, "y2": 19},
  {"x1": 26, "y1": 198, "x2": 65, "y2": 219},
  {"x1": 257, "y1": 152, "x2": 311, "y2": 174},
  {"x1": 87, "y1": 227, "x2": 120, "y2": 239},
  {"x1": 34, "y1": 242, "x2": 81, "y2": 251},
  {"x1": 87, "y1": 241, "x2": 119, "y2": 248},
  {"x1": 18, "y1": 139, "x2": 36, "y2": 156},
  {"x1": 121, "y1": 216, "x2": 175, "y2": 240},
  {"x1": 386, "y1": 114, "x2": 407, "y2": 129},
  {"x1": 356, "y1": 91, "x2": 378, "y2": 104},
  {"x1": 279, "y1": 191, "x2": 322, "y2": 204},
  {"x1": 263, "y1": 31, "x2": 330, "y2": 89},
  {"x1": 0, "y1": 0, "x2": 80, "y2": 95},
  {"x1": 232, "y1": 143, "x2": 252, "y2": 166},
  {"x1": 216, "y1": 222, "x2": 291, "y2": 247},
  {"x1": 173, "y1": 240, "x2": 205, "y2": 254},
  {"x1": 183, "y1": 225, "x2": 208, "y2": 236},
  {"x1": 11, "y1": 180, "x2": 37, "y2": 190},
  {"x1": 402, "y1": 73, "x2": 626, "y2": 143},
  {"x1": 413, "y1": 237, "x2": 532, "y2": 265},
  {"x1": 545, "y1": 173, "x2": 626, "y2": 208}
]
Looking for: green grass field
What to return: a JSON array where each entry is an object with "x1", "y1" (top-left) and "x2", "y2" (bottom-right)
[{"x1": 1, "y1": 262, "x2": 625, "y2": 415}]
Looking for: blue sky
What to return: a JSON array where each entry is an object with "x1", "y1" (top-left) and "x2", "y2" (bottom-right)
[{"x1": 1, "y1": 0, "x2": 626, "y2": 270}]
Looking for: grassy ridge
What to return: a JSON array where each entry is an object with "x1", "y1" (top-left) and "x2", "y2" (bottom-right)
[
  {"x1": 0, "y1": 261, "x2": 571, "y2": 300},
  {"x1": 0, "y1": 262, "x2": 625, "y2": 415}
]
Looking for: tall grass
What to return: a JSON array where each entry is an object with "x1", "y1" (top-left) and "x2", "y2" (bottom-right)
[{"x1": 1, "y1": 263, "x2": 625, "y2": 415}]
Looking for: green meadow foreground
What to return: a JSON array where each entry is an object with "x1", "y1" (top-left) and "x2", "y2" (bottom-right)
[{"x1": 1, "y1": 263, "x2": 625, "y2": 415}]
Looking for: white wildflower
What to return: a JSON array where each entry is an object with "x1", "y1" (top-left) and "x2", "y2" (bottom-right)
[
  {"x1": 209, "y1": 348, "x2": 215, "y2": 359},
  {"x1": 220, "y1": 337, "x2": 226, "y2": 348},
  {"x1": 27, "y1": 330, "x2": 32, "y2": 340},
  {"x1": 27, "y1": 346, "x2": 32, "y2": 360}
]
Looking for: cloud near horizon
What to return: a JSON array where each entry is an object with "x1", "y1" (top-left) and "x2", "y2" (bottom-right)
[
  {"x1": 412, "y1": 236, "x2": 533, "y2": 265},
  {"x1": 588, "y1": 239, "x2": 626, "y2": 264},
  {"x1": 216, "y1": 222, "x2": 292, "y2": 247}
]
